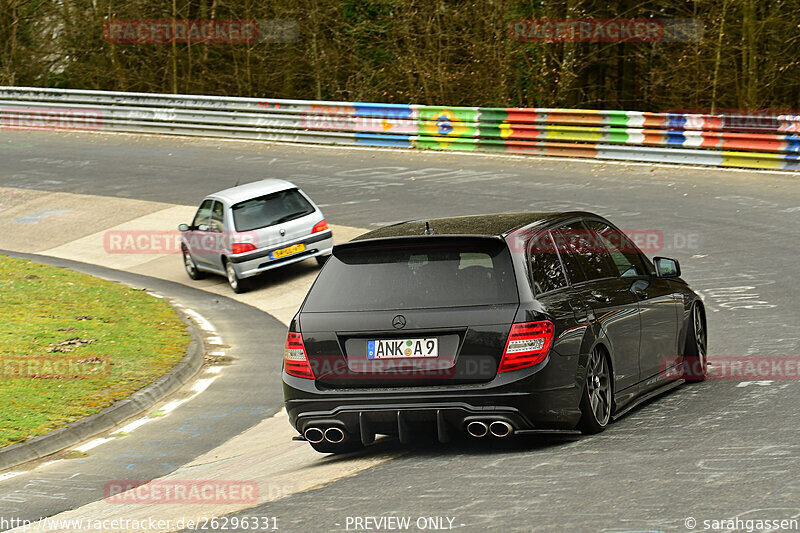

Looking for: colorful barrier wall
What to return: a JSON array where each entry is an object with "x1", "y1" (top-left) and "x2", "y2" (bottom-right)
[{"x1": 1, "y1": 87, "x2": 797, "y2": 170}]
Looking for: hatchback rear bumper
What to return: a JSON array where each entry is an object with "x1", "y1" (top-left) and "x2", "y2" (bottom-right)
[{"x1": 232, "y1": 232, "x2": 333, "y2": 278}]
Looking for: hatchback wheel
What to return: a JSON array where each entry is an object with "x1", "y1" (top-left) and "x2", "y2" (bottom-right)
[
  {"x1": 682, "y1": 304, "x2": 707, "y2": 381},
  {"x1": 225, "y1": 261, "x2": 249, "y2": 294},
  {"x1": 182, "y1": 250, "x2": 205, "y2": 280},
  {"x1": 579, "y1": 348, "x2": 612, "y2": 434}
]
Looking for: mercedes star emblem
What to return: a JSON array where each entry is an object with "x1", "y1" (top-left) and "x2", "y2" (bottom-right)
[{"x1": 392, "y1": 315, "x2": 406, "y2": 329}]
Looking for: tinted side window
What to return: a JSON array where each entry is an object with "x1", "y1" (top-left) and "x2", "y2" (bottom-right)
[
  {"x1": 210, "y1": 201, "x2": 225, "y2": 233},
  {"x1": 584, "y1": 220, "x2": 647, "y2": 277},
  {"x1": 556, "y1": 222, "x2": 615, "y2": 282},
  {"x1": 528, "y1": 231, "x2": 568, "y2": 295},
  {"x1": 551, "y1": 228, "x2": 586, "y2": 284},
  {"x1": 192, "y1": 199, "x2": 213, "y2": 227}
]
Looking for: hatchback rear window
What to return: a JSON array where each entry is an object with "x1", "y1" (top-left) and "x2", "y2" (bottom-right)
[
  {"x1": 232, "y1": 189, "x2": 314, "y2": 231},
  {"x1": 303, "y1": 239, "x2": 518, "y2": 312}
]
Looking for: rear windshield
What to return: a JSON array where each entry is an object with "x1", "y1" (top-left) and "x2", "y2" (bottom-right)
[
  {"x1": 232, "y1": 189, "x2": 315, "y2": 231},
  {"x1": 304, "y1": 239, "x2": 518, "y2": 312}
]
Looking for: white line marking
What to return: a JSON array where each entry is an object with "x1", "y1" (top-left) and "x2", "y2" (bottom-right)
[
  {"x1": 158, "y1": 399, "x2": 188, "y2": 414},
  {"x1": 0, "y1": 472, "x2": 22, "y2": 482},
  {"x1": 191, "y1": 377, "x2": 216, "y2": 394},
  {"x1": 181, "y1": 308, "x2": 217, "y2": 333},
  {"x1": 112, "y1": 417, "x2": 152, "y2": 434},
  {"x1": 206, "y1": 366, "x2": 224, "y2": 374},
  {"x1": 206, "y1": 336, "x2": 223, "y2": 345},
  {"x1": 317, "y1": 199, "x2": 381, "y2": 208},
  {"x1": 736, "y1": 381, "x2": 774, "y2": 388},
  {"x1": 73, "y1": 437, "x2": 115, "y2": 453},
  {"x1": 157, "y1": 376, "x2": 220, "y2": 414}
]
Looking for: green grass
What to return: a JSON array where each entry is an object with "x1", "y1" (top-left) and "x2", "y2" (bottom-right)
[{"x1": 0, "y1": 254, "x2": 190, "y2": 447}]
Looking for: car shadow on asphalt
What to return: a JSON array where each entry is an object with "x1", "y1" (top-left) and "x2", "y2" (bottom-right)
[
  {"x1": 314, "y1": 383, "x2": 713, "y2": 463},
  {"x1": 243, "y1": 258, "x2": 321, "y2": 292},
  {"x1": 313, "y1": 434, "x2": 581, "y2": 464}
]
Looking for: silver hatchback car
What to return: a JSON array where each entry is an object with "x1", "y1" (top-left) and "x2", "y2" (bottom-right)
[{"x1": 178, "y1": 179, "x2": 333, "y2": 293}]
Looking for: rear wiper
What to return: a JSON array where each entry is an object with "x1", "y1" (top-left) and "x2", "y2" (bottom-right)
[{"x1": 271, "y1": 212, "x2": 304, "y2": 225}]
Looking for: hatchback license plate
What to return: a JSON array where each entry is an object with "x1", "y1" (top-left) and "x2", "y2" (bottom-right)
[
  {"x1": 367, "y1": 338, "x2": 438, "y2": 359},
  {"x1": 270, "y1": 243, "x2": 305, "y2": 260}
]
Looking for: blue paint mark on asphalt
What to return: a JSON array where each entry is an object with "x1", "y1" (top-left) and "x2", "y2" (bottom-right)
[{"x1": 13, "y1": 209, "x2": 70, "y2": 223}]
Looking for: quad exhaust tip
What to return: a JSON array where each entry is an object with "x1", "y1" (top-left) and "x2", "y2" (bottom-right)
[
  {"x1": 324, "y1": 426, "x2": 346, "y2": 444},
  {"x1": 466, "y1": 421, "x2": 489, "y2": 438},
  {"x1": 489, "y1": 420, "x2": 513, "y2": 438},
  {"x1": 466, "y1": 420, "x2": 514, "y2": 438},
  {"x1": 304, "y1": 426, "x2": 347, "y2": 444},
  {"x1": 304, "y1": 427, "x2": 325, "y2": 444}
]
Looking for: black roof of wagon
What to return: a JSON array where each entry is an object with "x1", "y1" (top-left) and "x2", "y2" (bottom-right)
[{"x1": 352, "y1": 212, "x2": 594, "y2": 241}]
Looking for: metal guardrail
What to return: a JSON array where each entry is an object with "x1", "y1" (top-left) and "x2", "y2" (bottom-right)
[{"x1": 1, "y1": 86, "x2": 798, "y2": 170}]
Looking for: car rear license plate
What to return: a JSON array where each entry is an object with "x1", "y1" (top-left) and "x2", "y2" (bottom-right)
[
  {"x1": 270, "y1": 243, "x2": 305, "y2": 260},
  {"x1": 367, "y1": 338, "x2": 438, "y2": 359}
]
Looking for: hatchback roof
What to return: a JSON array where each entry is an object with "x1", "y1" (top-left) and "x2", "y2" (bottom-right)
[
  {"x1": 209, "y1": 179, "x2": 297, "y2": 204},
  {"x1": 353, "y1": 212, "x2": 594, "y2": 241}
]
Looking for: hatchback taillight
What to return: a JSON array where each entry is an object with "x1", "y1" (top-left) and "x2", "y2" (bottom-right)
[
  {"x1": 498, "y1": 321, "x2": 555, "y2": 373},
  {"x1": 284, "y1": 332, "x2": 315, "y2": 379},
  {"x1": 232, "y1": 242, "x2": 256, "y2": 254},
  {"x1": 312, "y1": 219, "x2": 328, "y2": 233}
]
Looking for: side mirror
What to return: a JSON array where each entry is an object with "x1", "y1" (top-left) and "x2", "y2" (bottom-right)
[
  {"x1": 654, "y1": 257, "x2": 681, "y2": 278},
  {"x1": 197, "y1": 224, "x2": 210, "y2": 232},
  {"x1": 178, "y1": 223, "x2": 190, "y2": 232}
]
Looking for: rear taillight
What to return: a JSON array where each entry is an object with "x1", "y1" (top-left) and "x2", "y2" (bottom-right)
[
  {"x1": 232, "y1": 242, "x2": 256, "y2": 254},
  {"x1": 312, "y1": 219, "x2": 328, "y2": 233},
  {"x1": 284, "y1": 332, "x2": 315, "y2": 379},
  {"x1": 498, "y1": 321, "x2": 555, "y2": 373}
]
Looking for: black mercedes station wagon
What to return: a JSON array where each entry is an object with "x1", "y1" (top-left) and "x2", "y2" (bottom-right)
[{"x1": 283, "y1": 212, "x2": 707, "y2": 453}]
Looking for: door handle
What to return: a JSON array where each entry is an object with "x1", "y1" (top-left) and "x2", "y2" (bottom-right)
[
  {"x1": 629, "y1": 280, "x2": 650, "y2": 299},
  {"x1": 631, "y1": 287, "x2": 648, "y2": 299},
  {"x1": 589, "y1": 292, "x2": 611, "y2": 303}
]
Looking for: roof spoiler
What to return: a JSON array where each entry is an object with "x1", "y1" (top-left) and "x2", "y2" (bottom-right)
[{"x1": 333, "y1": 234, "x2": 505, "y2": 255}]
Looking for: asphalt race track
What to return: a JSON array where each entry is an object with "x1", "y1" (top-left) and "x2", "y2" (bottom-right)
[{"x1": 1, "y1": 130, "x2": 800, "y2": 532}]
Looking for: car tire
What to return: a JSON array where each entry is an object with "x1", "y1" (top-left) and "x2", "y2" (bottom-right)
[
  {"x1": 182, "y1": 249, "x2": 205, "y2": 280},
  {"x1": 225, "y1": 260, "x2": 249, "y2": 294},
  {"x1": 682, "y1": 304, "x2": 707, "y2": 382},
  {"x1": 309, "y1": 439, "x2": 365, "y2": 454},
  {"x1": 579, "y1": 347, "x2": 612, "y2": 434},
  {"x1": 315, "y1": 254, "x2": 331, "y2": 267}
]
